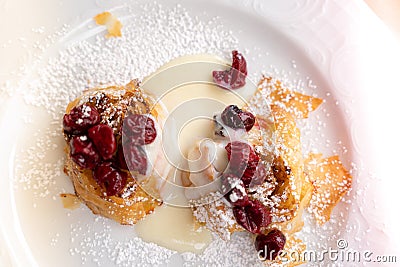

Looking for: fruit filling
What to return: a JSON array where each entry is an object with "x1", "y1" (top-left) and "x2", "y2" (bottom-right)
[
  {"x1": 93, "y1": 162, "x2": 128, "y2": 196},
  {"x1": 221, "y1": 105, "x2": 255, "y2": 132},
  {"x1": 63, "y1": 104, "x2": 157, "y2": 196},
  {"x1": 88, "y1": 124, "x2": 117, "y2": 160},
  {"x1": 69, "y1": 135, "x2": 100, "y2": 170},
  {"x1": 232, "y1": 199, "x2": 271, "y2": 234},
  {"x1": 225, "y1": 141, "x2": 260, "y2": 187},
  {"x1": 212, "y1": 50, "x2": 248, "y2": 89},
  {"x1": 122, "y1": 114, "x2": 157, "y2": 145},
  {"x1": 255, "y1": 229, "x2": 286, "y2": 260},
  {"x1": 63, "y1": 104, "x2": 100, "y2": 135}
]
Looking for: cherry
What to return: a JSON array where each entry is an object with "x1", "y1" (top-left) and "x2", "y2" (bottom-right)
[
  {"x1": 69, "y1": 135, "x2": 100, "y2": 170},
  {"x1": 225, "y1": 141, "x2": 251, "y2": 174},
  {"x1": 88, "y1": 124, "x2": 117, "y2": 160},
  {"x1": 63, "y1": 105, "x2": 100, "y2": 135},
  {"x1": 255, "y1": 229, "x2": 286, "y2": 261},
  {"x1": 232, "y1": 199, "x2": 271, "y2": 234},
  {"x1": 93, "y1": 162, "x2": 128, "y2": 196},
  {"x1": 225, "y1": 141, "x2": 260, "y2": 187},
  {"x1": 122, "y1": 114, "x2": 157, "y2": 145},
  {"x1": 212, "y1": 50, "x2": 247, "y2": 90},
  {"x1": 238, "y1": 111, "x2": 255, "y2": 132},
  {"x1": 221, "y1": 105, "x2": 244, "y2": 130},
  {"x1": 124, "y1": 142, "x2": 148, "y2": 175},
  {"x1": 220, "y1": 105, "x2": 255, "y2": 132}
]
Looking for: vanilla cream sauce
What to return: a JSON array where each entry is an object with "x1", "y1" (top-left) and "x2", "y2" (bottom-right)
[{"x1": 135, "y1": 54, "x2": 256, "y2": 253}]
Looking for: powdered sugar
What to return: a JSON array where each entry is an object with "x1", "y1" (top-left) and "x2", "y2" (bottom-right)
[
  {"x1": 191, "y1": 193, "x2": 238, "y2": 241},
  {"x1": 21, "y1": 3, "x2": 238, "y2": 119},
  {"x1": 182, "y1": 233, "x2": 263, "y2": 267},
  {"x1": 68, "y1": 217, "x2": 175, "y2": 267}
]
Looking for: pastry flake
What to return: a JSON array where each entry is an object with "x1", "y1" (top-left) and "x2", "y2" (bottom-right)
[
  {"x1": 258, "y1": 76, "x2": 323, "y2": 119},
  {"x1": 304, "y1": 153, "x2": 352, "y2": 225},
  {"x1": 60, "y1": 193, "x2": 81, "y2": 210},
  {"x1": 94, "y1": 11, "x2": 122, "y2": 38},
  {"x1": 269, "y1": 105, "x2": 304, "y2": 222}
]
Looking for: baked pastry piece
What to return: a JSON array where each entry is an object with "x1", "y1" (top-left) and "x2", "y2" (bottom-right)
[
  {"x1": 186, "y1": 76, "x2": 352, "y2": 266},
  {"x1": 63, "y1": 80, "x2": 168, "y2": 225}
]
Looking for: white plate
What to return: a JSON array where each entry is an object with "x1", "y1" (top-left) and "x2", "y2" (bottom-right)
[{"x1": 1, "y1": 0, "x2": 400, "y2": 266}]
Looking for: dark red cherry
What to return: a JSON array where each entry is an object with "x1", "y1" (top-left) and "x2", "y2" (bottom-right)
[
  {"x1": 241, "y1": 150, "x2": 260, "y2": 187},
  {"x1": 238, "y1": 111, "x2": 255, "y2": 132},
  {"x1": 88, "y1": 124, "x2": 117, "y2": 160},
  {"x1": 255, "y1": 229, "x2": 286, "y2": 261},
  {"x1": 124, "y1": 143, "x2": 148, "y2": 175},
  {"x1": 225, "y1": 141, "x2": 251, "y2": 174},
  {"x1": 220, "y1": 105, "x2": 255, "y2": 132},
  {"x1": 69, "y1": 135, "x2": 100, "y2": 170},
  {"x1": 122, "y1": 114, "x2": 157, "y2": 145},
  {"x1": 233, "y1": 199, "x2": 271, "y2": 234},
  {"x1": 115, "y1": 143, "x2": 128, "y2": 170},
  {"x1": 93, "y1": 162, "x2": 128, "y2": 196},
  {"x1": 63, "y1": 105, "x2": 100, "y2": 135},
  {"x1": 225, "y1": 141, "x2": 260, "y2": 186},
  {"x1": 212, "y1": 50, "x2": 247, "y2": 90},
  {"x1": 221, "y1": 105, "x2": 244, "y2": 130}
]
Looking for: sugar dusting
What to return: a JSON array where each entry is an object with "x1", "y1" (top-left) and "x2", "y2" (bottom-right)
[
  {"x1": 10, "y1": 2, "x2": 359, "y2": 266},
  {"x1": 68, "y1": 217, "x2": 175, "y2": 266},
  {"x1": 15, "y1": 123, "x2": 65, "y2": 198},
  {"x1": 21, "y1": 3, "x2": 238, "y2": 119},
  {"x1": 182, "y1": 233, "x2": 263, "y2": 267}
]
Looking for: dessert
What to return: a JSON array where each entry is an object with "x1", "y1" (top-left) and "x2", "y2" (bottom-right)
[
  {"x1": 61, "y1": 51, "x2": 352, "y2": 266},
  {"x1": 63, "y1": 80, "x2": 169, "y2": 224},
  {"x1": 187, "y1": 72, "x2": 351, "y2": 265}
]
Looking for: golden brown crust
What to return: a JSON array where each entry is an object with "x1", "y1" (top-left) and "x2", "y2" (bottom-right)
[
  {"x1": 269, "y1": 105, "x2": 304, "y2": 222},
  {"x1": 258, "y1": 76, "x2": 323, "y2": 119},
  {"x1": 60, "y1": 193, "x2": 81, "y2": 210},
  {"x1": 64, "y1": 152, "x2": 160, "y2": 224},
  {"x1": 304, "y1": 153, "x2": 352, "y2": 225}
]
